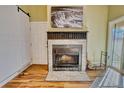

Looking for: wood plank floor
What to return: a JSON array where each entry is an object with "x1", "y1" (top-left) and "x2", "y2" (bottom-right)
[{"x1": 2, "y1": 65, "x2": 101, "y2": 88}]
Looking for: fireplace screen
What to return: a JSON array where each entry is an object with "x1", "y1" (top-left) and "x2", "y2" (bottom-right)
[{"x1": 52, "y1": 45, "x2": 82, "y2": 71}]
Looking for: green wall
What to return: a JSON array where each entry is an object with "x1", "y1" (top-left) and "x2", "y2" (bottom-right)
[
  {"x1": 85, "y1": 6, "x2": 108, "y2": 63},
  {"x1": 21, "y1": 5, "x2": 124, "y2": 22},
  {"x1": 109, "y1": 5, "x2": 124, "y2": 21},
  {"x1": 20, "y1": 5, "x2": 47, "y2": 22}
]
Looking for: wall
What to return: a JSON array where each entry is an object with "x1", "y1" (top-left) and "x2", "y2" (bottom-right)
[
  {"x1": 85, "y1": 6, "x2": 108, "y2": 64},
  {"x1": 31, "y1": 22, "x2": 47, "y2": 64},
  {"x1": 0, "y1": 6, "x2": 31, "y2": 86},
  {"x1": 109, "y1": 5, "x2": 124, "y2": 21},
  {"x1": 20, "y1": 5, "x2": 47, "y2": 22},
  {"x1": 22, "y1": 5, "x2": 108, "y2": 64}
]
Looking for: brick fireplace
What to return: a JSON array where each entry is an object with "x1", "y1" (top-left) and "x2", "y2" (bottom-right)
[{"x1": 47, "y1": 32, "x2": 87, "y2": 72}]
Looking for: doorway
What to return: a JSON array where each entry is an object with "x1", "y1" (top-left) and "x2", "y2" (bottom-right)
[{"x1": 107, "y1": 16, "x2": 124, "y2": 70}]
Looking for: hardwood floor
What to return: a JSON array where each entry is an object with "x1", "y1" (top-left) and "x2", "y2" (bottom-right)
[{"x1": 2, "y1": 65, "x2": 101, "y2": 88}]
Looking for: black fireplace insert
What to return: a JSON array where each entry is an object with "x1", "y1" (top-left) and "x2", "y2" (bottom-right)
[{"x1": 52, "y1": 45, "x2": 82, "y2": 71}]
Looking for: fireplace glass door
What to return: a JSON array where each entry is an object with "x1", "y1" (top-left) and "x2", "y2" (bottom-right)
[{"x1": 52, "y1": 45, "x2": 82, "y2": 71}]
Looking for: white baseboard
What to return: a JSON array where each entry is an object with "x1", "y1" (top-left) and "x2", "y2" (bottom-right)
[{"x1": 0, "y1": 63, "x2": 31, "y2": 87}]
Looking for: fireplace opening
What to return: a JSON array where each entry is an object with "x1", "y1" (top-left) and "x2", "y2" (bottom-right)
[{"x1": 52, "y1": 45, "x2": 82, "y2": 71}]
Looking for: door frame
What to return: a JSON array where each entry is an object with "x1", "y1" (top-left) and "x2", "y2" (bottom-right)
[{"x1": 107, "y1": 16, "x2": 124, "y2": 66}]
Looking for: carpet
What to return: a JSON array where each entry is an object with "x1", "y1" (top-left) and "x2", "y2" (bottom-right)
[{"x1": 46, "y1": 71, "x2": 90, "y2": 81}]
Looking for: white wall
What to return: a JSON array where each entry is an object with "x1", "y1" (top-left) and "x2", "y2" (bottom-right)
[
  {"x1": 0, "y1": 6, "x2": 31, "y2": 86},
  {"x1": 31, "y1": 22, "x2": 47, "y2": 64}
]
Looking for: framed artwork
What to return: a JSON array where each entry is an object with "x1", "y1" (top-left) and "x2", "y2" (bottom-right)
[{"x1": 48, "y1": 6, "x2": 84, "y2": 31}]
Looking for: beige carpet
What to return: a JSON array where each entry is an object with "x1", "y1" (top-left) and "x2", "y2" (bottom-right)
[{"x1": 46, "y1": 71, "x2": 90, "y2": 81}]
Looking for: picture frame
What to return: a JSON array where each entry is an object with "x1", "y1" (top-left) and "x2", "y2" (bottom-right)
[{"x1": 47, "y1": 6, "x2": 85, "y2": 31}]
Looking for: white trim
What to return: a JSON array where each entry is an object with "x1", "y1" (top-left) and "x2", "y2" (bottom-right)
[
  {"x1": 30, "y1": 22, "x2": 48, "y2": 64},
  {"x1": 30, "y1": 21, "x2": 47, "y2": 24},
  {"x1": 0, "y1": 63, "x2": 31, "y2": 87},
  {"x1": 48, "y1": 39, "x2": 87, "y2": 71},
  {"x1": 109, "y1": 16, "x2": 124, "y2": 25},
  {"x1": 98, "y1": 68, "x2": 110, "y2": 87}
]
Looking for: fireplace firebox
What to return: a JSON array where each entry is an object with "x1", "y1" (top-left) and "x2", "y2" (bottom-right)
[{"x1": 52, "y1": 45, "x2": 82, "y2": 71}]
